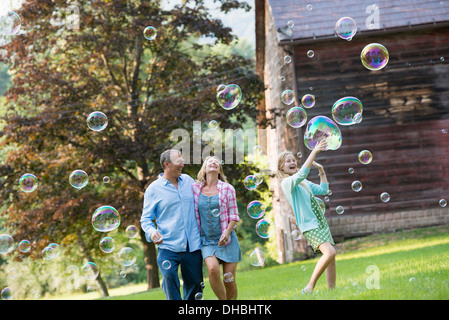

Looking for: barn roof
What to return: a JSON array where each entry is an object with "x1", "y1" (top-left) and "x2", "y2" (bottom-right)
[{"x1": 270, "y1": 0, "x2": 449, "y2": 43}]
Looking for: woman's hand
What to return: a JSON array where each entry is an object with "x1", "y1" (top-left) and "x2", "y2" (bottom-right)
[{"x1": 218, "y1": 230, "x2": 231, "y2": 246}]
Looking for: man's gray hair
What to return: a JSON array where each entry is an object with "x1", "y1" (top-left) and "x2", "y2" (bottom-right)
[{"x1": 160, "y1": 149, "x2": 181, "y2": 170}]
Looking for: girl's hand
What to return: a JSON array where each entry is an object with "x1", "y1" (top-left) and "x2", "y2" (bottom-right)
[
  {"x1": 312, "y1": 161, "x2": 324, "y2": 171},
  {"x1": 313, "y1": 139, "x2": 328, "y2": 153}
]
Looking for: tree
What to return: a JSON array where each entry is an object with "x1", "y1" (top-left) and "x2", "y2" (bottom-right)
[{"x1": 0, "y1": 0, "x2": 263, "y2": 296}]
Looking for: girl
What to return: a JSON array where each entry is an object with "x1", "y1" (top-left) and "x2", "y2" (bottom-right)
[
  {"x1": 278, "y1": 140, "x2": 336, "y2": 294},
  {"x1": 192, "y1": 156, "x2": 241, "y2": 300}
]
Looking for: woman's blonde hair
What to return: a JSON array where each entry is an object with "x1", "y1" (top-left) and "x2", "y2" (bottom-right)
[
  {"x1": 277, "y1": 150, "x2": 312, "y2": 193},
  {"x1": 196, "y1": 156, "x2": 228, "y2": 184}
]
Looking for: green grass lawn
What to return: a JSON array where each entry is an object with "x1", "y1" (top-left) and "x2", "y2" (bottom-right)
[{"x1": 59, "y1": 225, "x2": 449, "y2": 300}]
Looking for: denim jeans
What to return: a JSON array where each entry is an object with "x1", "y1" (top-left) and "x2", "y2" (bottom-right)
[{"x1": 157, "y1": 244, "x2": 203, "y2": 300}]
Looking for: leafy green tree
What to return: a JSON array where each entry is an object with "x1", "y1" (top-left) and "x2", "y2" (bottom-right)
[{"x1": 0, "y1": 0, "x2": 263, "y2": 296}]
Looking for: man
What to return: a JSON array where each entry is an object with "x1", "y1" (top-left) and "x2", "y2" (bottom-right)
[{"x1": 141, "y1": 149, "x2": 203, "y2": 300}]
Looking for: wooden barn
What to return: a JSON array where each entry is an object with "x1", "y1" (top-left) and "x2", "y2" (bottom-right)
[{"x1": 254, "y1": 0, "x2": 449, "y2": 263}]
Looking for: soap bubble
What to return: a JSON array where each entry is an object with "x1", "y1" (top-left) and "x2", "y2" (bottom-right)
[
  {"x1": 348, "y1": 168, "x2": 354, "y2": 174},
  {"x1": 92, "y1": 205, "x2": 121, "y2": 232},
  {"x1": 315, "y1": 197, "x2": 326, "y2": 214},
  {"x1": 117, "y1": 247, "x2": 137, "y2": 266},
  {"x1": 281, "y1": 89, "x2": 296, "y2": 105},
  {"x1": 19, "y1": 173, "x2": 38, "y2": 193},
  {"x1": 216, "y1": 84, "x2": 226, "y2": 92},
  {"x1": 361, "y1": 43, "x2": 389, "y2": 71},
  {"x1": 358, "y1": 150, "x2": 373, "y2": 164},
  {"x1": 291, "y1": 230, "x2": 302, "y2": 240},
  {"x1": 306, "y1": 4, "x2": 313, "y2": 10},
  {"x1": 0, "y1": 234, "x2": 14, "y2": 254},
  {"x1": 243, "y1": 175, "x2": 258, "y2": 190},
  {"x1": 297, "y1": 152, "x2": 302, "y2": 158},
  {"x1": 255, "y1": 219, "x2": 273, "y2": 238},
  {"x1": 125, "y1": 225, "x2": 138, "y2": 238},
  {"x1": 81, "y1": 262, "x2": 99, "y2": 280},
  {"x1": 208, "y1": 120, "x2": 219, "y2": 130},
  {"x1": 1, "y1": 287, "x2": 13, "y2": 300},
  {"x1": 247, "y1": 200, "x2": 266, "y2": 219},
  {"x1": 307, "y1": 50, "x2": 315, "y2": 58},
  {"x1": 211, "y1": 208, "x2": 220, "y2": 217},
  {"x1": 223, "y1": 272, "x2": 234, "y2": 283},
  {"x1": 216, "y1": 84, "x2": 242, "y2": 110},
  {"x1": 439, "y1": 199, "x2": 447, "y2": 207},
  {"x1": 99, "y1": 237, "x2": 115, "y2": 253},
  {"x1": 351, "y1": 180, "x2": 363, "y2": 192},
  {"x1": 253, "y1": 172, "x2": 264, "y2": 185},
  {"x1": 335, "y1": 17, "x2": 357, "y2": 40},
  {"x1": 284, "y1": 55, "x2": 292, "y2": 64},
  {"x1": 336, "y1": 206, "x2": 344, "y2": 214},
  {"x1": 87, "y1": 111, "x2": 108, "y2": 131},
  {"x1": 286, "y1": 106, "x2": 307, "y2": 128},
  {"x1": 42, "y1": 243, "x2": 60, "y2": 260},
  {"x1": 304, "y1": 116, "x2": 342, "y2": 151},
  {"x1": 0, "y1": 11, "x2": 21, "y2": 36},
  {"x1": 287, "y1": 20, "x2": 295, "y2": 28},
  {"x1": 69, "y1": 170, "x2": 89, "y2": 189},
  {"x1": 301, "y1": 94, "x2": 315, "y2": 108},
  {"x1": 249, "y1": 248, "x2": 265, "y2": 267},
  {"x1": 103, "y1": 176, "x2": 110, "y2": 183},
  {"x1": 143, "y1": 26, "x2": 157, "y2": 40},
  {"x1": 194, "y1": 292, "x2": 203, "y2": 300},
  {"x1": 380, "y1": 192, "x2": 390, "y2": 202},
  {"x1": 331, "y1": 97, "x2": 363, "y2": 126},
  {"x1": 18, "y1": 240, "x2": 31, "y2": 253},
  {"x1": 162, "y1": 260, "x2": 172, "y2": 270}
]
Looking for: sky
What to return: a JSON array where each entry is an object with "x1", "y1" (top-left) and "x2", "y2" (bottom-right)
[{"x1": 162, "y1": 0, "x2": 256, "y2": 46}]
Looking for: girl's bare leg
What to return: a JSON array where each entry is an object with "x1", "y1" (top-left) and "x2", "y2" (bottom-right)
[{"x1": 304, "y1": 242, "x2": 336, "y2": 292}]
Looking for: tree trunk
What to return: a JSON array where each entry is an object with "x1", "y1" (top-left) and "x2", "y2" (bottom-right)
[
  {"x1": 76, "y1": 230, "x2": 109, "y2": 297},
  {"x1": 139, "y1": 227, "x2": 160, "y2": 290}
]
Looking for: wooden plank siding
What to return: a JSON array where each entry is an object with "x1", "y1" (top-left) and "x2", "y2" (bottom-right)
[{"x1": 287, "y1": 26, "x2": 449, "y2": 219}]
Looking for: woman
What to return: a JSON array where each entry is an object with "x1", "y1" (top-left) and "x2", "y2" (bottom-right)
[
  {"x1": 278, "y1": 140, "x2": 336, "y2": 294},
  {"x1": 192, "y1": 156, "x2": 241, "y2": 300}
]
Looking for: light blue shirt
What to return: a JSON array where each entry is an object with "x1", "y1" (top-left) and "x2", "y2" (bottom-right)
[
  {"x1": 280, "y1": 166, "x2": 329, "y2": 232},
  {"x1": 140, "y1": 173, "x2": 201, "y2": 253}
]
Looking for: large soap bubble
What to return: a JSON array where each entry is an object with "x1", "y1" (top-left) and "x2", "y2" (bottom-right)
[
  {"x1": 69, "y1": 170, "x2": 89, "y2": 189},
  {"x1": 304, "y1": 116, "x2": 342, "y2": 151},
  {"x1": 335, "y1": 17, "x2": 357, "y2": 40},
  {"x1": 143, "y1": 26, "x2": 157, "y2": 40},
  {"x1": 286, "y1": 106, "x2": 307, "y2": 128},
  {"x1": 0, "y1": 11, "x2": 21, "y2": 36},
  {"x1": 247, "y1": 200, "x2": 265, "y2": 219},
  {"x1": 0, "y1": 234, "x2": 14, "y2": 254},
  {"x1": 92, "y1": 206, "x2": 121, "y2": 232},
  {"x1": 117, "y1": 247, "x2": 137, "y2": 266},
  {"x1": 332, "y1": 97, "x2": 363, "y2": 126},
  {"x1": 87, "y1": 111, "x2": 108, "y2": 131},
  {"x1": 217, "y1": 84, "x2": 242, "y2": 110},
  {"x1": 281, "y1": 89, "x2": 295, "y2": 105},
  {"x1": 361, "y1": 43, "x2": 389, "y2": 71},
  {"x1": 19, "y1": 173, "x2": 38, "y2": 193}
]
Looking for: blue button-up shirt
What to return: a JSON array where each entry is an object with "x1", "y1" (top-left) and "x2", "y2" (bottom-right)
[{"x1": 140, "y1": 173, "x2": 201, "y2": 253}]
